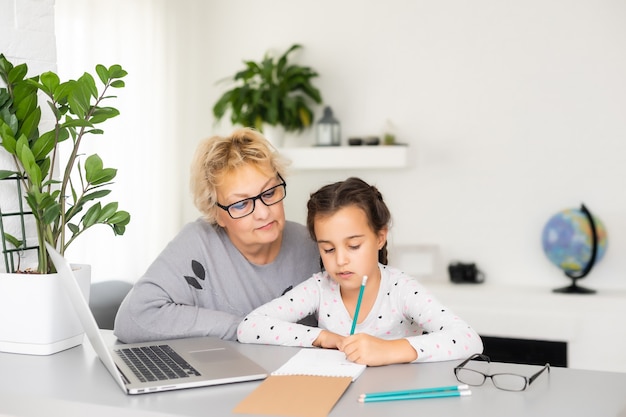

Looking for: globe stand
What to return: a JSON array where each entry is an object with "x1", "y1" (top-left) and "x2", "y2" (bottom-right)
[
  {"x1": 553, "y1": 278, "x2": 596, "y2": 294},
  {"x1": 552, "y1": 204, "x2": 598, "y2": 295}
]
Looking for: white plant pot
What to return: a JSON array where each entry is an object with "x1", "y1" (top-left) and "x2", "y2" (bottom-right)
[
  {"x1": 0, "y1": 264, "x2": 91, "y2": 355},
  {"x1": 262, "y1": 124, "x2": 286, "y2": 148}
]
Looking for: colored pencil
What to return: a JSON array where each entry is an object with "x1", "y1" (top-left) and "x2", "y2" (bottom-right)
[
  {"x1": 350, "y1": 275, "x2": 368, "y2": 335},
  {"x1": 358, "y1": 389, "x2": 471, "y2": 403},
  {"x1": 359, "y1": 384, "x2": 469, "y2": 400}
]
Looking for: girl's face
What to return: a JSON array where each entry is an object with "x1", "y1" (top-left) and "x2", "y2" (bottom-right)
[
  {"x1": 215, "y1": 164, "x2": 286, "y2": 254},
  {"x1": 314, "y1": 205, "x2": 387, "y2": 292}
]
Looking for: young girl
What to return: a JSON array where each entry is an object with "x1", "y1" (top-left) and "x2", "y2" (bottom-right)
[{"x1": 237, "y1": 177, "x2": 483, "y2": 366}]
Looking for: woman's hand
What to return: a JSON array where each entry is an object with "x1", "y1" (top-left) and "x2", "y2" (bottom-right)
[
  {"x1": 337, "y1": 334, "x2": 418, "y2": 366},
  {"x1": 312, "y1": 330, "x2": 346, "y2": 349}
]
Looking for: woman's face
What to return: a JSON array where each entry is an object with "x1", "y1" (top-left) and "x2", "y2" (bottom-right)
[
  {"x1": 314, "y1": 205, "x2": 387, "y2": 292},
  {"x1": 215, "y1": 164, "x2": 286, "y2": 254}
]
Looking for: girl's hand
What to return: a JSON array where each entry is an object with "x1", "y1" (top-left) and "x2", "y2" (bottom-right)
[
  {"x1": 337, "y1": 334, "x2": 418, "y2": 366},
  {"x1": 312, "y1": 330, "x2": 345, "y2": 349}
]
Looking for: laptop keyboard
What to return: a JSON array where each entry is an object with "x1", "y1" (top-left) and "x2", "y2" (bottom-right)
[{"x1": 115, "y1": 345, "x2": 201, "y2": 382}]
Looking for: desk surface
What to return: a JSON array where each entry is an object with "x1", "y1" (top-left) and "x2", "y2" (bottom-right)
[{"x1": 1, "y1": 332, "x2": 626, "y2": 417}]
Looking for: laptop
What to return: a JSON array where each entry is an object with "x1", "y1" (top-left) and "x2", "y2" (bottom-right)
[{"x1": 45, "y1": 242, "x2": 268, "y2": 394}]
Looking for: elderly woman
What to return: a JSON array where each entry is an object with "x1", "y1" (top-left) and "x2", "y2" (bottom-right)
[{"x1": 114, "y1": 128, "x2": 320, "y2": 343}]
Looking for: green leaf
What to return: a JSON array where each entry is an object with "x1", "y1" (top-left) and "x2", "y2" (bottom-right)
[
  {"x1": 67, "y1": 80, "x2": 89, "y2": 118},
  {"x1": 108, "y1": 210, "x2": 131, "y2": 226},
  {"x1": 41, "y1": 178, "x2": 61, "y2": 188},
  {"x1": 0, "y1": 170, "x2": 17, "y2": 179},
  {"x1": 0, "y1": 90, "x2": 10, "y2": 109},
  {"x1": 19, "y1": 105, "x2": 41, "y2": 142},
  {"x1": 95, "y1": 64, "x2": 109, "y2": 85},
  {"x1": 91, "y1": 167, "x2": 116, "y2": 185},
  {"x1": 0, "y1": 53, "x2": 13, "y2": 76},
  {"x1": 89, "y1": 107, "x2": 120, "y2": 124},
  {"x1": 82, "y1": 189, "x2": 112, "y2": 202},
  {"x1": 40, "y1": 71, "x2": 60, "y2": 95},
  {"x1": 31, "y1": 128, "x2": 56, "y2": 161},
  {"x1": 0, "y1": 108, "x2": 18, "y2": 134},
  {"x1": 45, "y1": 98, "x2": 62, "y2": 121},
  {"x1": 68, "y1": 223, "x2": 79, "y2": 235},
  {"x1": 38, "y1": 156, "x2": 51, "y2": 180},
  {"x1": 212, "y1": 90, "x2": 234, "y2": 119},
  {"x1": 2, "y1": 232, "x2": 24, "y2": 249},
  {"x1": 7, "y1": 63, "x2": 28, "y2": 84},
  {"x1": 42, "y1": 202, "x2": 61, "y2": 224},
  {"x1": 3, "y1": 233, "x2": 23, "y2": 248},
  {"x1": 53, "y1": 81, "x2": 74, "y2": 103},
  {"x1": 113, "y1": 224, "x2": 126, "y2": 235},
  {"x1": 14, "y1": 87, "x2": 38, "y2": 125},
  {"x1": 97, "y1": 202, "x2": 118, "y2": 222},
  {"x1": 85, "y1": 154, "x2": 117, "y2": 185},
  {"x1": 110, "y1": 80, "x2": 125, "y2": 88},
  {"x1": 15, "y1": 135, "x2": 42, "y2": 186},
  {"x1": 82, "y1": 203, "x2": 101, "y2": 228},
  {"x1": 61, "y1": 118, "x2": 93, "y2": 129},
  {"x1": 0, "y1": 124, "x2": 17, "y2": 154},
  {"x1": 84, "y1": 153, "x2": 102, "y2": 171},
  {"x1": 12, "y1": 79, "x2": 38, "y2": 102},
  {"x1": 108, "y1": 65, "x2": 128, "y2": 79},
  {"x1": 78, "y1": 72, "x2": 97, "y2": 100}
]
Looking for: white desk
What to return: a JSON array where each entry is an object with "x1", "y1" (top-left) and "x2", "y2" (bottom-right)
[{"x1": 1, "y1": 333, "x2": 626, "y2": 417}]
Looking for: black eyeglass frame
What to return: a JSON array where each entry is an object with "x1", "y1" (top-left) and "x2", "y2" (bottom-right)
[
  {"x1": 454, "y1": 353, "x2": 551, "y2": 392},
  {"x1": 216, "y1": 173, "x2": 287, "y2": 219}
]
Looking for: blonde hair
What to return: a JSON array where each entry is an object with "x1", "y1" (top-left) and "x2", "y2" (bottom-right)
[{"x1": 190, "y1": 128, "x2": 288, "y2": 224}]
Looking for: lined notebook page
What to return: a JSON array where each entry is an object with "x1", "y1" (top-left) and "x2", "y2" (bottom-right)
[{"x1": 272, "y1": 349, "x2": 366, "y2": 381}]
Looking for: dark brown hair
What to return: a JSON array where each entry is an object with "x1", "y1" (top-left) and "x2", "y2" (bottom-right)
[{"x1": 306, "y1": 177, "x2": 390, "y2": 265}]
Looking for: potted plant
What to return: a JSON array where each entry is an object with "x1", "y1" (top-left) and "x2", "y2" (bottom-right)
[
  {"x1": 212, "y1": 44, "x2": 323, "y2": 146},
  {"x1": 0, "y1": 54, "x2": 131, "y2": 354}
]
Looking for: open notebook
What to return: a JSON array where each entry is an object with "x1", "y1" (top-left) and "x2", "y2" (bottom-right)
[{"x1": 272, "y1": 348, "x2": 366, "y2": 381}]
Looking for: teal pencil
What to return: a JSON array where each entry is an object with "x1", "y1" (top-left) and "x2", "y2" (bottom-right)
[
  {"x1": 358, "y1": 390, "x2": 471, "y2": 403},
  {"x1": 350, "y1": 275, "x2": 368, "y2": 335},
  {"x1": 359, "y1": 384, "x2": 469, "y2": 399}
]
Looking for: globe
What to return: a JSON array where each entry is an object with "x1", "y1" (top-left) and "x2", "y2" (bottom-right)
[{"x1": 541, "y1": 204, "x2": 607, "y2": 294}]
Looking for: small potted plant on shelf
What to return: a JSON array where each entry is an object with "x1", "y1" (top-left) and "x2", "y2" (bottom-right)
[
  {"x1": 0, "y1": 53, "x2": 131, "y2": 355},
  {"x1": 212, "y1": 44, "x2": 323, "y2": 146}
]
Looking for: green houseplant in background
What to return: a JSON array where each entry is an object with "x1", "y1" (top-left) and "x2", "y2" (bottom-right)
[
  {"x1": 212, "y1": 44, "x2": 323, "y2": 144},
  {"x1": 0, "y1": 54, "x2": 130, "y2": 274}
]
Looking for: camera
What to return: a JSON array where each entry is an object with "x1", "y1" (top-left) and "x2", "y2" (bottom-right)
[{"x1": 448, "y1": 262, "x2": 485, "y2": 284}]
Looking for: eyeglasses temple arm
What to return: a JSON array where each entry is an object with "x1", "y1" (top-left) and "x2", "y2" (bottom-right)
[
  {"x1": 455, "y1": 353, "x2": 491, "y2": 370},
  {"x1": 528, "y1": 363, "x2": 551, "y2": 385}
]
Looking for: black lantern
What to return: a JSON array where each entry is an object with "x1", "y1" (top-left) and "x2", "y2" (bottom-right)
[{"x1": 316, "y1": 106, "x2": 341, "y2": 146}]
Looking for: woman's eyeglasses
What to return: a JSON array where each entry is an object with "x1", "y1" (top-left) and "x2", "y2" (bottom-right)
[
  {"x1": 216, "y1": 175, "x2": 287, "y2": 219},
  {"x1": 454, "y1": 353, "x2": 550, "y2": 391}
]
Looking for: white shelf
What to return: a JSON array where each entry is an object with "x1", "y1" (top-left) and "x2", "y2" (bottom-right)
[{"x1": 279, "y1": 145, "x2": 408, "y2": 170}]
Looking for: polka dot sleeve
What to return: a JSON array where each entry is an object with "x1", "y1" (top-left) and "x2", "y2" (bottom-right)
[
  {"x1": 237, "y1": 275, "x2": 323, "y2": 347},
  {"x1": 391, "y1": 270, "x2": 483, "y2": 362}
]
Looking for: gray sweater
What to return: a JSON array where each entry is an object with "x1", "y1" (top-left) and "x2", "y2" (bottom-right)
[{"x1": 113, "y1": 219, "x2": 320, "y2": 343}]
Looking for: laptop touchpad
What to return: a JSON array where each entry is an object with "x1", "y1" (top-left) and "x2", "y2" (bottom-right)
[{"x1": 189, "y1": 348, "x2": 241, "y2": 363}]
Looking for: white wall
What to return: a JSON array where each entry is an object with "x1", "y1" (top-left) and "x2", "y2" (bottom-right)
[
  {"x1": 3, "y1": 0, "x2": 626, "y2": 293},
  {"x1": 173, "y1": 0, "x2": 626, "y2": 291},
  {"x1": 0, "y1": 0, "x2": 56, "y2": 72},
  {"x1": 0, "y1": 0, "x2": 57, "y2": 272}
]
